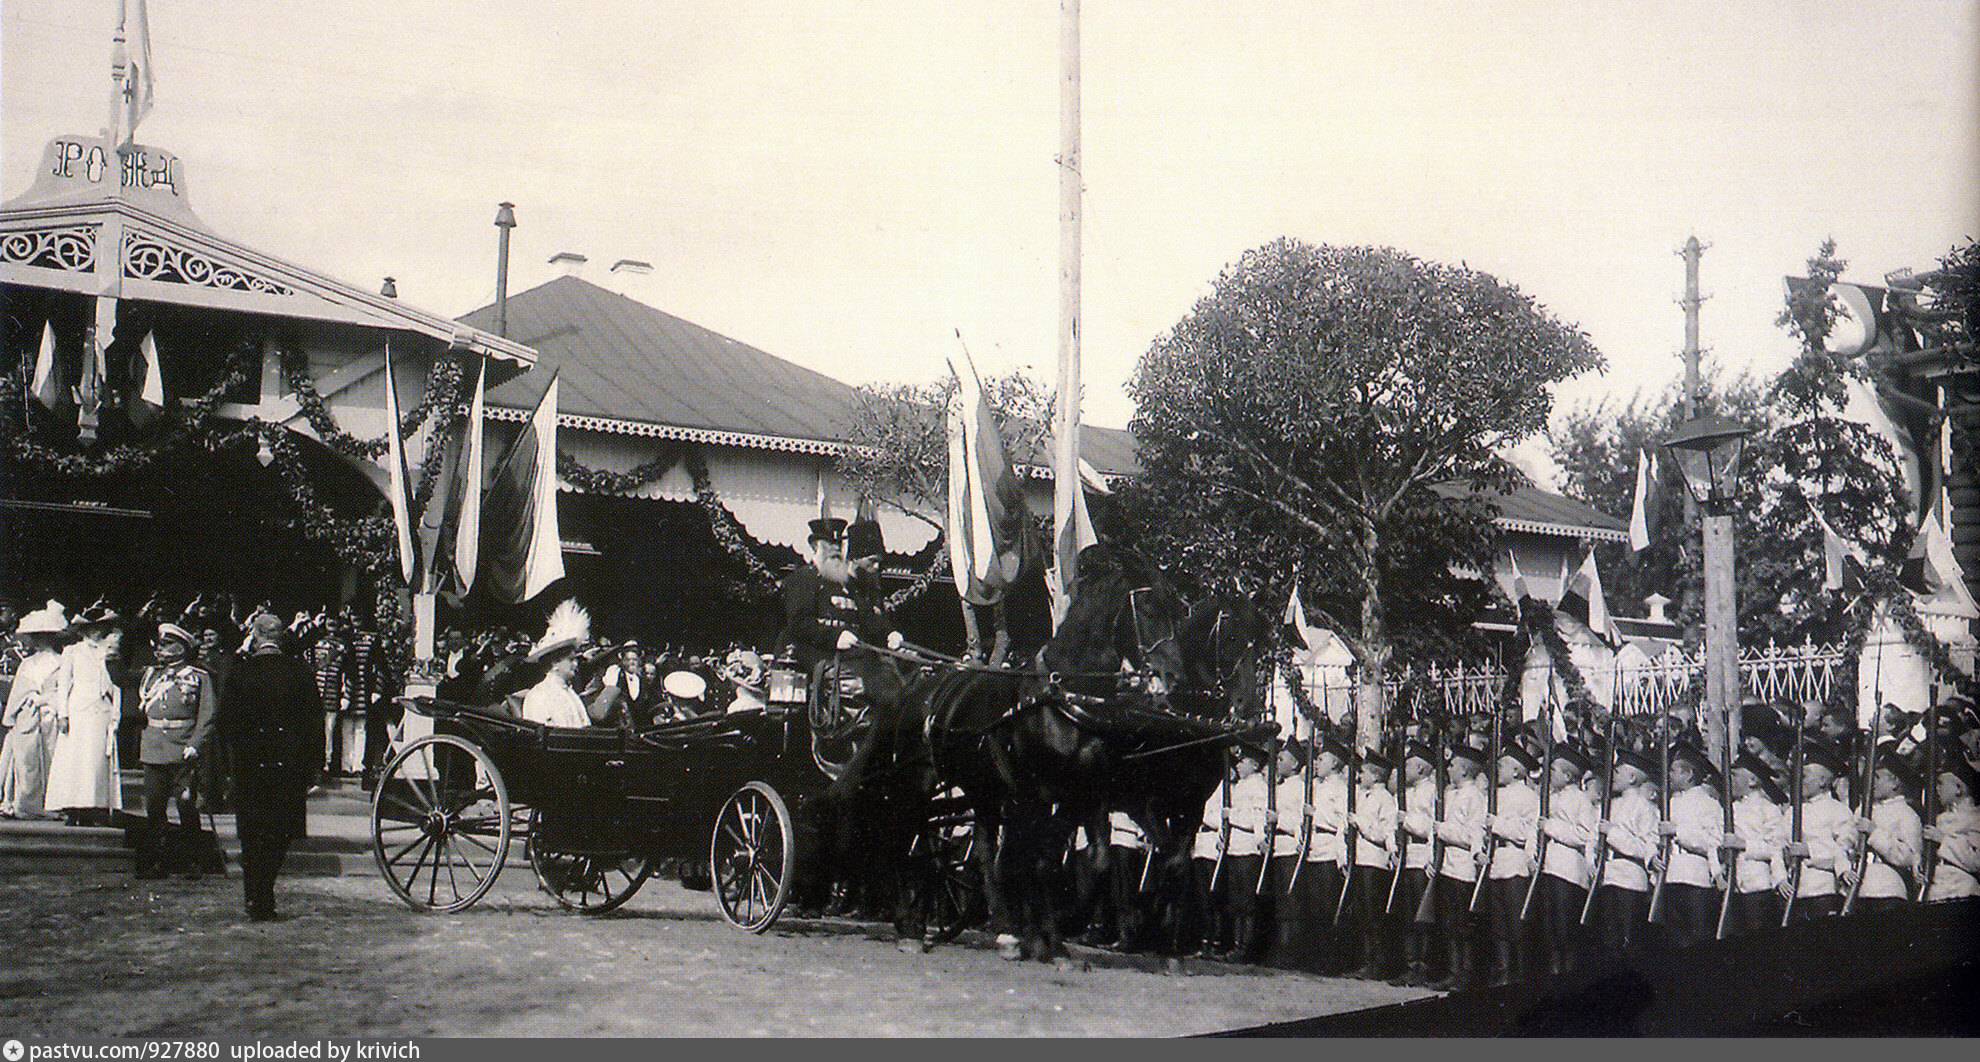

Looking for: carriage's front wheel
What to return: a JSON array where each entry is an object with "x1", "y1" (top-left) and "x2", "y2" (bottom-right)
[
  {"x1": 371, "y1": 734, "x2": 511, "y2": 913},
  {"x1": 711, "y1": 781, "x2": 795, "y2": 932},
  {"x1": 526, "y1": 810, "x2": 653, "y2": 914}
]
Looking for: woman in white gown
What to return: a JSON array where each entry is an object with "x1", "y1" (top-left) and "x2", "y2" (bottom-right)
[
  {"x1": 43, "y1": 603, "x2": 124, "y2": 826},
  {"x1": 0, "y1": 602, "x2": 68, "y2": 819}
]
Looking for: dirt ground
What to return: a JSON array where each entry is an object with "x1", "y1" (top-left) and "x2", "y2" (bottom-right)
[{"x1": 1, "y1": 872, "x2": 1429, "y2": 1037}]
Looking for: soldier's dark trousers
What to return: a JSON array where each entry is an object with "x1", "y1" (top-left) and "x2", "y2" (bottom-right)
[
  {"x1": 1431, "y1": 874, "x2": 1478, "y2": 990},
  {"x1": 1187, "y1": 856, "x2": 1227, "y2": 955},
  {"x1": 1533, "y1": 874, "x2": 1586, "y2": 974},
  {"x1": 1260, "y1": 854, "x2": 1299, "y2": 966},
  {"x1": 1725, "y1": 889, "x2": 1782, "y2": 936},
  {"x1": 1788, "y1": 893, "x2": 1841, "y2": 921},
  {"x1": 1393, "y1": 868, "x2": 1439, "y2": 983},
  {"x1": 1853, "y1": 895, "x2": 1905, "y2": 914},
  {"x1": 1483, "y1": 875, "x2": 1528, "y2": 984},
  {"x1": 1108, "y1": 844, "x2": 1149, "y2": 947},
  {"x1": 1594, "y1": 884, "x2": 1647, "y2": 958},
  {"x1": 1665, "y1": 882, "x2": 1718, "y2": 947},
  {"x1": 1220, "y1": 853, "x2": 1264, "y2": 962},
  {"x1": 1345, "y1": 864, "x2": 1393, "y2": 975},
  {"x1": 138, "y1": 761, "x2": 198, "y2": 877},
  {"x1": 239, "y1": 831, "x2": 290, "y2": 920}
]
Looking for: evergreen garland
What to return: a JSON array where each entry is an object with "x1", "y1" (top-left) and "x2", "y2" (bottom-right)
[
  {"x1": 1520, "y1": 595, "x2": 1595, "y2": 709},
  {"x1": 884, "y1": 541, "x2": 949, "y2": 612}
]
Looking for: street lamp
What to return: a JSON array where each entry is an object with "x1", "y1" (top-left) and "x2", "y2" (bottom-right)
[
  {"x1": 1661, "y1": 412, "x2": 1752, "y2": 779},
  {"x1": 1662, "y1": 413, "x2": 1749, "y2": 512}
]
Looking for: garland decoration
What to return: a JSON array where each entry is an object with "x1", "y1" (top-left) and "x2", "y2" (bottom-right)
[
  {"x1": 684, "y1": 444, "x2": 783, "y2": 599},
  {"x1": 884, "y1": 540, "x2": 949, "y2": 612},
  {"x1": 1519, "y1": 595, "x2": 1595, "y2": 710},
  {"x1": 0, "y1": 338, "x2": 259, "y2": 477},
  {"x1": 556, "y1": 443, "x2": 683, "y2": 495}
]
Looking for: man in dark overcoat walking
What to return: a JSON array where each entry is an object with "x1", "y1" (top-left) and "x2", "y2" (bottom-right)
[{"x1": 218, "y1": 613, "x2": 321, "y2": 922}]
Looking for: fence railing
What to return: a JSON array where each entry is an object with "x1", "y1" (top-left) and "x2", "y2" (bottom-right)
[{"x1": 1283, "y1": 639, "x2": 1850, "y2": 722}]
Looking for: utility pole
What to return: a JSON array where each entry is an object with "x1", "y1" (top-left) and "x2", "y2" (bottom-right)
[
  {"x1": 1050, "y1": 0, "x2": 1082, "y2": 626},
  {"x1": 1677, "y1": 236, "x2": 1740, "y2": 764},
  {"x1": 1681, "y1": 236, "x2": 1705, "y2": 419}
]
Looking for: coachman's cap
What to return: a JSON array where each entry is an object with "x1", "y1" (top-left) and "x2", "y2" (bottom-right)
[
  {"x1": 846, "y1": 517, "x2": 885, "y2": 561},
  {"x1": 808, "y1": 517, "x2": 848, "y2": 544}
]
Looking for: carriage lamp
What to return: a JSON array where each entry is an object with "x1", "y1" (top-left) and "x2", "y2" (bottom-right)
[{"x1": 1660, "y1": 412, "x2": 1750, "y2": 512}]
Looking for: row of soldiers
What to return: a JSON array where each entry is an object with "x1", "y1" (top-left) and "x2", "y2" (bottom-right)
[{"x1": 1069, "y1": 695, "x2": 1980, "y2": 990}]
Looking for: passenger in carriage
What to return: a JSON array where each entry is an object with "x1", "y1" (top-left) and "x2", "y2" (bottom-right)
[{"x1": 520, "y1": 602, "x2": 609, "y2": 729}]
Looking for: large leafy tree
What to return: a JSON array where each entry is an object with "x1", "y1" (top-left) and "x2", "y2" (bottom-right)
[{"x1": 1124, "y1": 239, "x2": 1603, "y2": 737}]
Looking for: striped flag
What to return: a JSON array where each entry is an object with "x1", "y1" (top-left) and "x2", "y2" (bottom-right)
[
  {"x1": 30, "y1": 321, "x2": 63, "y2": 411},
  {"x1": 480, "y1": 372, "x2": 564, "y2": 602},
  {"x1": 111, "y1": 0, "x2": 155, "y2": 151},
  {"x1": 450, "y1": 356, "x2": 487, "y2": 593},
  {"x1": 125, "y1": 329, "x2": 164, "y2": 428},
  {"x1": 1628, "y1": 448, "x2": 1655, "y2": 553},
  {"x1": 945, "y1": 359, "x2": 1024, "y2": 606},
  {"x1": 382, "y1": 344, "x2": 418, "y2": 586}
]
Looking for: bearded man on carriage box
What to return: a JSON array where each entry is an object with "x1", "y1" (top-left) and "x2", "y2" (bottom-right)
[{"x1": 778, "y1": 517, "x2": 906, "y2": 752}]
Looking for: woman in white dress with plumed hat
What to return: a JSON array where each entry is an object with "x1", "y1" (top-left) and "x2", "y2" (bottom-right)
[
  {"x1": 43, "y1": 601, "x2": 125, "y2": 826},
  {"x1": 0, "y1": 601, "x2": 68, "y2": 819}
]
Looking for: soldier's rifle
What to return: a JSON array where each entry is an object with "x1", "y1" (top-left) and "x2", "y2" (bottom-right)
[
  {"x1": 1208, "y1": 767, "x2": 1233, "y2": 894},
  {"x1": 1646, "y1": 719, "x2": 1675, "y2": 925},
  {"x1": 1840, "y1": 718, "x2": 1883, "y2": 915},
  {"x1": 1468, "y1": 706, "x2": 1503, "y2": 912},
  {"x1": 1256, "y1": 736, "x2": 1280, "y2": 896},
  {"x1": 1780, "y1": 719, "x2": 1808, "y2": 926},
  {"x1": 1580, "y1": 712, "x2": 1619, "y2": 925},
  {"x1": 1334, "y1": 702, "x2": 1362, "y2": 926},
  {"x1": 1413, "y1": 725, "x2": 1449, "y2": 925},
  {"x1": 1520, "y1": 697, "x2": 1556, "y2": 922},
  {"x1": 1287, "y1": 721, "x2": 1318, "y2": 894},
  {"x1": 1919, "y1": 701, "x2": 1940, "y2": 901},
  {"x1": 1714, "y1": 704, "x2": 1740, "y2": 940},
  {"x1": 1383, "y1": 725, "x2": 1411, "y2": 916}
]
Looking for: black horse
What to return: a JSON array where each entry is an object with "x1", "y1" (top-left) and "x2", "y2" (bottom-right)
[{"x1": 901, "y1": 546, "x2": 1280, "y2": 966}]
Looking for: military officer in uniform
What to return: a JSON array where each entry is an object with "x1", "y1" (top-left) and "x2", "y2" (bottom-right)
[
  {"x1": 135, "y1": 623, "x2": 219, "y2": 879},
  {"x1": 218, "y1": 614, "x2": 322, "y2": 922}
]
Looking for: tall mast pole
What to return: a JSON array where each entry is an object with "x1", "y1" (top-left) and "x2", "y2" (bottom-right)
[{"x1": 1052, "y1": 0, "x2": 1082, "y2": 620}]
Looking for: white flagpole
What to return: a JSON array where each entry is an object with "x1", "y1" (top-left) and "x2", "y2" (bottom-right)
[{"x1": 1050, "y1": 0, "x2": 1082, "y2": 627}]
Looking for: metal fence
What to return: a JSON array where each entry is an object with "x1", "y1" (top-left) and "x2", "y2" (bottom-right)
[{"x1": 1284, "y1": 639, "x2": 1850, "y2": 721}]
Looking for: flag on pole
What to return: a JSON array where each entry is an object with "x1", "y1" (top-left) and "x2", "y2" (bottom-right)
[
  {"x1": 382, "y1": 344, "x2": 418, "y2": 586},
  {"x1": 1628, "y1": 448, "x2": 1655, "y2": 552},
  {"x1": 1043, "y1": 435, "x2": 1101, "y2": 627},
  {"x1": 1812, "y1": 506, "x2": 1869, "y2": 592},
  {"x1": 31, "y1": 321, "x2": 63, "y2": 411},
  {"x1": 125, "y1": 329, "x2": 163, "y2": 428},
  {"x1": 480, "y1": 373, "x2": 564, "y2": 603},
  {"x1": 1493, "y1": 546, "x2": 1531, "y2": 606},
  {"x1": 111, "y1": 0, "x2": 155, "y2": 151},
  {"x1": 1564, "y1": 544, "x2": 1619, "y2": 643},
  {"x1": 945, "y1": 358, "x2": 1024, "y2": 606},
  {"x1": 1283, "y1": 579, "x2": 1323, "y2": 651},
  {"x1": 450, "y1": 357, "x2": 487, "y2": 594}
]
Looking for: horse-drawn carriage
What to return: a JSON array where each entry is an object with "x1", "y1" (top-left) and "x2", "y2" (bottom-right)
[{"x1": 371, "y1": 544, "x2": 1276, "y2": 964}]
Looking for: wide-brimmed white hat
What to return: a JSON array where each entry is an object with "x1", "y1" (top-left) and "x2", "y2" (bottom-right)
[
  {"x1": 527, "y1": 600, "x2": 590, "y2": 663},
  {"x1": 15, "y1": 600, "x2": 68, "y2": 636}
]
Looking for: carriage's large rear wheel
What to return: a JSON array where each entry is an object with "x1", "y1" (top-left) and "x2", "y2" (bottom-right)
[
  {"x1": 711, "y1": 781, "x2": 795, "y2": 932},
  {"x1": 370, "y1": 734, "x2": 511, "y2": 913},
  {"x1": 526, "y1": 810, "x2": 653, "y2": 914}
]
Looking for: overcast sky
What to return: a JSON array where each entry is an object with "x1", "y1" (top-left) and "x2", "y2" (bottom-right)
[{"x1": 6, "y1": 0, "x2": 1975, "y2": 434}]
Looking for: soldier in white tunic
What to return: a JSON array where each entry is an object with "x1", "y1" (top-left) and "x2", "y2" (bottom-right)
[
  {"x1": 1720, "y1": 752, "x2": 1789, "y2": 934},
  {"x1": 1785, "y1": 741, "x2": 1853, "y2": 920},
  {"x1": 1923, "y1": 762, "x2": 1980, "y2": 900},
  {"x1": 1532, "y1": 743, "x2": 1595, "y2": 975},
  {"x1": 1840, "y1": 747, "x2": 1921, "y2": 913},
  {"x1": 1480, "y1": 743, "x2": 1539, "y2": 986},
  {"x1": 1658, "y1": 742, "x2": 1726, "y2": 948}
]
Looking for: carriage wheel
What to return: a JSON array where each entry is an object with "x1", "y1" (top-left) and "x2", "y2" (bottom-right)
[
  {"x1": 915, "y1": 804, "x2": 985, "y2": 945},
  {"x1": 370, "y1": 734, "x2": 511, "y2": 913},
  {"x1": 525, "y1": 810, "x2": 652, "y2": 914},
  {"x1": 711, "y1": 781, "x2": 795, "y2": 932}
]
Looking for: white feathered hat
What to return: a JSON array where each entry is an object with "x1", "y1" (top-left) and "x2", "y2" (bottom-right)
[
  {"x1": 15, "y1": 600, "x2": 69, "y2": 636},
  {"x1": 528, "y1": 599, "x2": 590, "y2": 663}
]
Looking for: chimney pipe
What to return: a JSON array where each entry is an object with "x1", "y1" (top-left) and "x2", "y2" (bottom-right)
[
  {"x1": 494, "y1": 202, "x2": 516, "y2": 339},
  {"x1": 380, "y1": 277, "x2": 397, "y2": 298}
]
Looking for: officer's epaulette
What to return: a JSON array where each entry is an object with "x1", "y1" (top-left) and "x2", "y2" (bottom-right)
[{"x1": 183, "y1": 665, "x2": 211, "y2": 681}]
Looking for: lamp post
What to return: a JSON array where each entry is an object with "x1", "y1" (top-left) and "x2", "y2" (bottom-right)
[{"x1": 1662, "y1": 413, "x2": 1752, "y2": 767}]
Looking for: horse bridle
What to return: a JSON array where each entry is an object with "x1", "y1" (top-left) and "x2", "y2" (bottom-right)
[{"x1": 1127, "y1": 586, "x2": 1179, "y2": 699}]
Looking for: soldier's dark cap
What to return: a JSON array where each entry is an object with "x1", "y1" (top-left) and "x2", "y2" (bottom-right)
[
  {"x1": 1801, "y1": 740, "x2": 1847, "y2": 778},
  {"x1": 1404, "y1": 740, "x2": 1437, "y2": 766},
  {"x1": 1500, "y1": 744, "x2": 1539, "y2": 774},
  {"x1": 1361, "y1": 750, "x2": 1395, "y2": 772},
  {"x1": 1875, "y1": 750, "x2": 1919, "y2": 793},
  {"x1": 1614, "y1": 747, "x2": 1659, "y2": 781},
  {"x1": 1671, "y1": 740, "x2": 1716, "y2": 773},
  {"x1": 1743, "y1": 726, "x2": 1791, "y2": 758},
  {"x1": 1449, "y1": 743, "x2": 1490, "y2": 767},
  {"x1": 1939, "y1": 693, "x2": 1974, "y2": 710},
  {"x1": 1732, "y1": 754, "x2": 1790, "y2": 803},
  {"x1": 1742, "y1": 703, "x2": 1787, "y2": 733},
  {"x1": 1550, "y1": 743, "x2": 1590, "y2": 774},
  {"x1": 807, "y1": 517, "x2": 848, "y2": 543}
]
